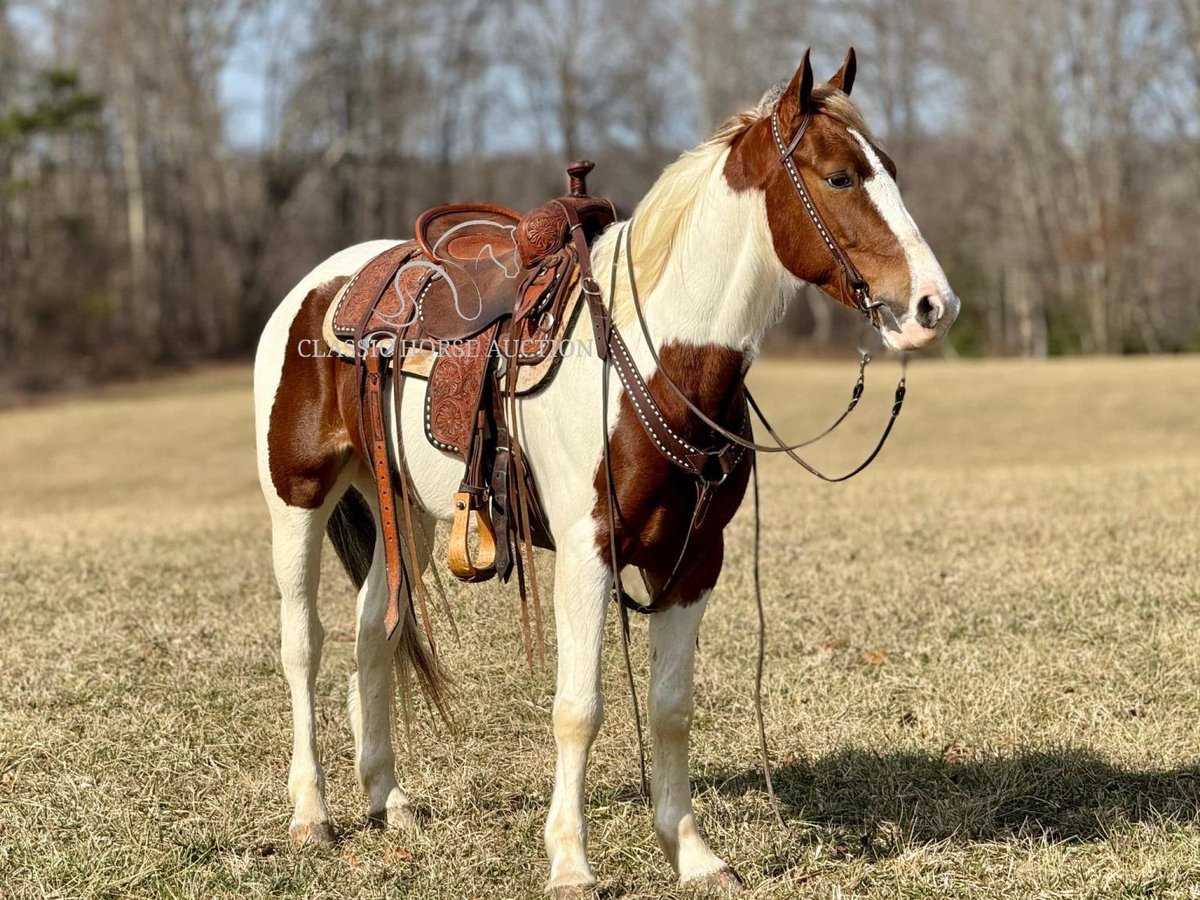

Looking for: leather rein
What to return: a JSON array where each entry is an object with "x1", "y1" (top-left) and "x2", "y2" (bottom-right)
[{"x1": 571, "y1": 107, "x2": 909, "y2": 617}]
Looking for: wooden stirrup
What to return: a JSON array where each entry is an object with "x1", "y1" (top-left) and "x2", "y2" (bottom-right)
[{"x1": 448, "y1": 491, "x2": 497, "y2": 582}]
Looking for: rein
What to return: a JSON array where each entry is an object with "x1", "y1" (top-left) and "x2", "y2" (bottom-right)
[
  {"x1": 578, "y1": 98, "x2": 915, "y2": 608},
  {"x1": 621, "y1": 223, "x2": 909, "y2": 483}
]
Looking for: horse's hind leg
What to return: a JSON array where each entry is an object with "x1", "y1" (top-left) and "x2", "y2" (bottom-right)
[
  {"x1": 268, "y1": 484, "x2": 350, "y2": 847},
  {"x1": 345, "y1": 482, "x2": 433, "y2": 831}
]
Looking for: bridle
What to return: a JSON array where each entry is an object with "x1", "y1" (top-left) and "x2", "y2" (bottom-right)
[
  {"x1": 769, "y1": 109, "x2": 890, "y2": 328},
  {"x1": 602, "y1": 103, "x2": 913, "y2": 477}
]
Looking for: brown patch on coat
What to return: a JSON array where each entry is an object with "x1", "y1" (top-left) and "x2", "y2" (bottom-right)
[
  {"x1": 266, "y1": 277, "x2": 365, "y2": 508},
  {"x1": 723, "y1": 92, "x2": 910, "y2": 313},
  {"x1": 592, "y1": 343, "x2": 752, "y2": 607}
]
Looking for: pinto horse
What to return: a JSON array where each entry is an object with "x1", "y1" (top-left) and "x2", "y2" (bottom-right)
[{"x1": 254, "y1": 50, "x2": 957, "y2": 893}]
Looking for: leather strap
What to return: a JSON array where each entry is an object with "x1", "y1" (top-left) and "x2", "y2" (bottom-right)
[
  {"x1": 502, "y1": 315, "x2": 547, "y2": 665},
  {"x1": 618, "y1": 224, "x2": 908, "y2": 479},
  {"x1": 562, "y1": 201, "x2": 739, "y2": 481},
  {"x1": 364, "y1": 347, "x2": 406, "y2": 639},
  {"x1": 445, "y1": 343, "x2": 501, "y2": 582},
  {"x1": 621, "y1": 440, "x2": 743, "y2": 615},
  {"x1": 772, "y1": 111, "x2": 875, "y2": 318},
  {"x1": 393, "y1": 371, "x2": 439, "y2": 656},
  {"x1": 488, "y1": 387, "x2": 514, "y2": 582}
]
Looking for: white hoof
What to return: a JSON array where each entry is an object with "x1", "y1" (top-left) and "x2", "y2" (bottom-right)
[
  {"x1": 289, "y1": 821, "x2": 337, "y2": 848},
  {"x1": 683, "y1": 865, "x2": 743, "y2": 894},
  {"x1": 386, "y1": 802, "x2": 421, "y2": 833},
  {"x1": 548, "y1": 885, "x2": 600, "y2": 900}
]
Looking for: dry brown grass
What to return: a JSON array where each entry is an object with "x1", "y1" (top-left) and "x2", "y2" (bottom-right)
[{"x1": 1, "y1": 356, "x2": 1199, "y2": 899}]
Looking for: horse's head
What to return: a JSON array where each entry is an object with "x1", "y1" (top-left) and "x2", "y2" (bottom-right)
[{"x1": 726, "y1": 49, "x2": 958, "y2": 351}]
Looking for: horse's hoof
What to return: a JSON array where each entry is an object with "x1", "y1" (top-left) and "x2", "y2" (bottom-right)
[
  {"x1": 367, "y1": 803, "x2": 422, "y2": 833},
  {"x1": 289, "y1": 821, "x2": 337, "y2": 848},
  {"x1": 386, "y1": 802, "x2": 421, "y2": 833},
  {"x1": 549, "y1": 886, "x2": 600, "y2": 900},
  {"x1": 684, "y1": 866, "x2": 744, "y2": 894}
]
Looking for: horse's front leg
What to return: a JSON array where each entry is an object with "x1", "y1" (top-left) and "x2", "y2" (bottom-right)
[
  {"x1": 648, "y1": 588, "x2": 740, "y2": 889},
  {"x1": 544, "y1": 532, "x2": 609, "y2": 895}
]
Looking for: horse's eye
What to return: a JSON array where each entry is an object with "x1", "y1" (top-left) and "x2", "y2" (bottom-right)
[{"x1": 825, "y1": 173, "x2": 854, "y2": 190}]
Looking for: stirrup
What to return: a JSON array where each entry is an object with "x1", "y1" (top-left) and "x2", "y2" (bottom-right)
[{"x1": 448, "y1": 490, "x2": 497, "y2": 582}]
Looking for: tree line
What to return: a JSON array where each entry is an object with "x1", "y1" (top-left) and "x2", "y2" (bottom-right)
[{"x1": 1, "y1": 0, "x2": 1197, "y2": 393}]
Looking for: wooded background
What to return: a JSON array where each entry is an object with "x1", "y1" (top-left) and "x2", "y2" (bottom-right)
[{"x1": 2, "y1": 0, "x2": 1198, "y2": 393}]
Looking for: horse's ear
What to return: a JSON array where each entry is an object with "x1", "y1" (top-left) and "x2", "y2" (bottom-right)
[
  {"x1": 779, "y1": 48, "x2": 815, "y2": 125},
  {"x1": 828, "y1": 47, "x2": 857, "y2": 96}
]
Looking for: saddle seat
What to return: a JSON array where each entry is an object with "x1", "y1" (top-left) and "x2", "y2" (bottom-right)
[{"x1": 412, "y1": 203, "x2": 526, "y2": 340}]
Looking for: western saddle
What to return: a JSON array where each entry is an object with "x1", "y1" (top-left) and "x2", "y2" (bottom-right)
[{"x1": 322, "y1": 161, "x2": 616, "y2": 648}]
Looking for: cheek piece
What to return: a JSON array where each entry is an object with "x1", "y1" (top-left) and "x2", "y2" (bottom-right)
[{"x1": 769, "y1": 110, "x2": 889, "y2": 328}]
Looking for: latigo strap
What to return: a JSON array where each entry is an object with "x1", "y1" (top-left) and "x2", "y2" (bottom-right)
[{"x1": 363, "y1": 347, "x2": 406, "y2": 639}]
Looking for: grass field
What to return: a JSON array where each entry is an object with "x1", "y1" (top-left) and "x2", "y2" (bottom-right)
[{"x1": 1, "y1": 356, "x2": 1199, "y2": 899}]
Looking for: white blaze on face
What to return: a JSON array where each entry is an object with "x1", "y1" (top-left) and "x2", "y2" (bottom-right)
[{"x1": 847, "y1": 129, "x2": 957, "y2": 347}]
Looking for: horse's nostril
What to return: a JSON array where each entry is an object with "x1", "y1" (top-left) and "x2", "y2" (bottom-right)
[{"x1": 916, "y1": 295, "x2": 940, "y2": 329}]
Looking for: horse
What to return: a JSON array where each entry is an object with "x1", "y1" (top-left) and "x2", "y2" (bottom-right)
[{"x1": 253, "y1": 48, "x2": 958, "y2": 894}]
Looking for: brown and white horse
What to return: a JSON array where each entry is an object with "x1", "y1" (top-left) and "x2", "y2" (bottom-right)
[{"x1": 254, "y1": 51, "x2": 957, "y2": 893}]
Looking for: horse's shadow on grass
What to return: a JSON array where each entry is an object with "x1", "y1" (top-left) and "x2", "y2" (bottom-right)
[{"x1": 699, "y1": 747, "x2": 1200, "y2": 850}]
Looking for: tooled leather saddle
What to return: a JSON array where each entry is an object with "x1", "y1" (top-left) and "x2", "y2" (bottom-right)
[{"x1": 322, "y1": 161, "x2": 616, "y2": 642}]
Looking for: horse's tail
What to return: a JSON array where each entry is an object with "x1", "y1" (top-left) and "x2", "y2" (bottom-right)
[
  {"x1": 326, "y1": 486, "x2": 375, "y2": 586},
  {"x1": 327, "y1": 486, "x2": 450, "y2": 725}
]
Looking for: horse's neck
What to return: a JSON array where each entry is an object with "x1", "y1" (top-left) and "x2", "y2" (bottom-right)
[{"x1": 627, "y1": 172, "x2": 785, "y2": 410}]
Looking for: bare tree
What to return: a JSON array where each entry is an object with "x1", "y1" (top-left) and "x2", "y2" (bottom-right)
[{"x1": 2, "y1": 0, "x2": 1199, "y2": 395}]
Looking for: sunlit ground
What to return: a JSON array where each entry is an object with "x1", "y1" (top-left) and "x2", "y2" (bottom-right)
[{"x1": 1, "y1": 356, "x2": 1198, "y2": 898}]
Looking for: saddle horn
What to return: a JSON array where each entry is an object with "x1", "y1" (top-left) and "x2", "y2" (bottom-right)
[{"x1": 567, "y1": 160, "x2": 595, "y2": 197}]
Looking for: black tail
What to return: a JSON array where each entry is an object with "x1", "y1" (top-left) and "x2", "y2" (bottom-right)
[
  {"x1": 326, "y1": 487, "x2": 450, "y2": 719},
  {"x1": 327, "y1": 487, "x2": 375, "y2": 588}
]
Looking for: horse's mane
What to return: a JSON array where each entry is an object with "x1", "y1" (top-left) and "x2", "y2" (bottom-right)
[{"x1": 596, "y1": 83, "x2": 870, "y2": 326}]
